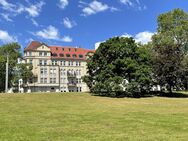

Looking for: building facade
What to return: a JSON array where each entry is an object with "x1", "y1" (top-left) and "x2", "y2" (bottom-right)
[{"x1": 24, "y1": 41, "x2": 95, "y2": 93}]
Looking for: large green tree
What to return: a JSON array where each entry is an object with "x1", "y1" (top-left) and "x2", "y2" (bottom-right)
[
  {"x1": 0, "y1": 43, "x2": 32, "y2": 92},
  {"x1": 0, "y1": 43, "x2": 21, "y2": 92},
  {"x1": 83, "y1": 37, "x2": 153, "y2": 97},
  {"x1": 152, "y1": 8, "x2": 188, "y2": 93}
]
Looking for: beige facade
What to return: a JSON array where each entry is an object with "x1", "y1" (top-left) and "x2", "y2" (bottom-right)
[{"x1": 24, "y1": 41, "x2": 94, "y2": 93}]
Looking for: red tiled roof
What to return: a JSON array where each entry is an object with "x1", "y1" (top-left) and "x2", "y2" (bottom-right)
[
  {"x1": 24, "y1": 41, "x2": 43, "y2": 51},
  {"x1": 24, "y1": 41, "x2": 95, "y2": 60},
  {"x1": 50, "y1": 46, "x2": 95, "y2": 60}
]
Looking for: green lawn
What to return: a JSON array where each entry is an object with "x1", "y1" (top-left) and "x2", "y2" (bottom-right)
[{"x1": 0, "y1": 93, "x2": 188, "y2": 141}]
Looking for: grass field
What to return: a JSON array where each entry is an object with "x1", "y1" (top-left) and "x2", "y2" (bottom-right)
[{"x1": 0, "y1": 93, "x2": 188, "y2": 141}]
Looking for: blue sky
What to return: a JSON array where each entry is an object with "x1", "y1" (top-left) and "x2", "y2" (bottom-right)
[{"x1": 0, "y1": 0, "x2": 188, "y2": 51}]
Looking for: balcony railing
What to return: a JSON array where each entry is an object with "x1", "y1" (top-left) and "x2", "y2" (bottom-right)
[
  {"x1": 67, "y1": 83, "x2": 76, "y2": 87},
  {"x1": 67, "y1": 71, "x2": 77, "y2": 78}
]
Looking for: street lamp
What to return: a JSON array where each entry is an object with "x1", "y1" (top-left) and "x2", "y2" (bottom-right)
[{"x1": 5, "y1": 53, "x2": 9, "y2": 93}]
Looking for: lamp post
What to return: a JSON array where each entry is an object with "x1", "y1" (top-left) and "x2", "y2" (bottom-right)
[{"x1": 5, "y1": 54, "x2": 9, "y2": 93}]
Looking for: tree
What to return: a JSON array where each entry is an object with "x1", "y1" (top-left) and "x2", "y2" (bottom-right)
[
  {"x1": 152, "y1": 9, "x2": 188, "y2": 93},
  {"x1": 0, "y1": 43, "x2": 21, "y2": 92},
  {"x1": 0, "y1": 42, "x2": 32, "y2": 92},
  {"x1": 12, "y1": 63, "x2": 33, "y2": 88},
  {"x1": 83, "y1": 37, "x2": 153, "y2": 97}
]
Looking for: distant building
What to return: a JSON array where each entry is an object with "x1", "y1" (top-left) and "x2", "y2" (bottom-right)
[{"x1": 24, "y1": 41, "x2": 95, "y2": 93}]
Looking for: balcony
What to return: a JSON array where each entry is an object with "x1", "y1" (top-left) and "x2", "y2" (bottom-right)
[
  {"x1": 67, "y1": 83, "x2": 76, "y2": 87},
  {"x1": 67, "y1": 71, "x2": 77, "y2": 78}
]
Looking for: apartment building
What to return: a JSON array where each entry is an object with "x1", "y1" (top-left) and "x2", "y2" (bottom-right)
[{"x1": 24, "y1": 41, "x2": 95, "y2": 93}]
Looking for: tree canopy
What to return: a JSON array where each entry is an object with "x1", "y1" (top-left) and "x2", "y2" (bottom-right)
[
  {"x1": 152, "y1": 8, "x2": 188, "y2": 92},
  {"x1": 0, "y1": 43, "x2": 32, "y2": 92},
  {"x1": 83, "y1": 37, "x2": 153, "y2": 97}
]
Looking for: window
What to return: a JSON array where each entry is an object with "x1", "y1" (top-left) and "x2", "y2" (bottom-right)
[
  {"x1": 40, "y1": 68, "x2": 47, "y2": 75},
  {"x1": 61, "y1": 78, "x2": 66, "y2": 83},
  {"x1": 52, "y1": 53, "x2": 57, "y2": 57},
  {"x1": 50, "y1": 68, "x2": 56, "y2": 76},
  {"x1": 29, "y1": 52, "x2": 32, "y2": 56},
  {"x1": 39, "y1": 60, "x2": 47, "y2": 65},
  {"x1": 52, "y1": 60, "x2": 58, "y2": 65},
  {"x1": 40, "y1": 78, "x2": 47, "y2": 84},
  {"x1": 29, "y1": 59, "x2": 32, "y2": 64},
  {"x1": 79, "y1": 54, "x2": 83, "y2": 58},
  {"x1": 74, "y1": 48, "x2": 77, "y2": 52},
  {"x1": 62, "y1": 48, "x2": 64, "y2": 51},
  {"x1": 71, "y1": 61, "x2": 74, "y2": 66},
  {"x1": 68, "y1": 48, "x2": 71, "y2": 52},
  {"x1": 76, "y1": 78, "x2": 82, "y2": 84},
  {"x1": 60, "y1": 69, "x2": 66, "y2": 75},
  {"x1": 73, "y1": 54, "x2": 77, "y2": 58},
  {"x1": 78, "y1": 70, "x2": 81, "y2": 75},
  {"x1": 50, "y1": 78, "x2": 56, "y2": 84},
  {"x1": 76, "y1": 69, "x2": 79, "y2": 75},
  {"x1": 60, "y1": 61, "x2": 66, "y2": 66},
  {"x1": 66, "y1": 54, "x2": 70, "y2": 57},
  {"x1": 44, "y1": 60, "x2": 47, "y2": 65},
  {"x1": 68, "y1": 61, "x2": 71, "y2": 66},
  {"x1": 60, "y1": 53, "x2": 64, "y2": 57},
  {"x1": 56, "y1": 48, "x2": 58, "y2": 51},
  {"x1": 39, "y1": 52, "x2": 43, "y2": 56},
  {"x1": 44, "y1": 52, "x2": 47, "y2": 56}
]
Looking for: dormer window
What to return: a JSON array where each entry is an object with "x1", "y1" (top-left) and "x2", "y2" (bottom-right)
[
  {"x1": 56, "y1": 48, "x2": 58, "y2": 51},
  {"x1": 74, "y1": 48, "x2": 77, "y2": 52},
  {"x1": 52, "y1": 53, "x2": 57, "y2": 57},
  {"x1": 79, "y1": 54, "x2": 83, "y2": 58},
  {"x1": 66, "y1": 54, "x2": 70, "y2": 57},
  {"x1": 72, "y1": 54, "x2": 77, "y2": 58},
  {"x1": 62, "y1": 48, "x2": 64, "y2": 51},
  {"x1": 68, "y1": 48, "x2": 71, "y2": 52},
  {"x1": 60, "y1": 53, "x2": 64, "y2": 57}
]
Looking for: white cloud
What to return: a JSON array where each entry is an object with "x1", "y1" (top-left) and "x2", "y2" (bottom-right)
[
  {"x1": 119, "y1": 0, "x2": 146, "y2": 10},
  {"x1": 58, "y1": 0, "x2": 68, "y2": 9},
  {"x1": 95, "y1": 41, "x2": 105, "y2": 49},
  {"x1": 0, "y1": 0, "x2": 15, "y2": 11},
  {"x1": 80, "y1": 0, "x2": 117, "y2": 16},
  {"x1": 1, "y1": 13, "x2": 12, "y2": 21},
  {"x1": 25, "y1": 1, "x2": 45, "y2": 17},
  {"x1": 0, "y1": 29, "x2": 17, "y2": 43},
  {"x1": 0, "y1": 1, "x2": 45, "y2": 22},
  {"x1": 34, "y1": 25, "x2": 73, "y2": 42},
  {"x1": 135, "y1": 31, "x2": 154, "y2": 44},
  {"x1": 120, "y1": 0, "x2": 133, "y2": 6},
  {"x1": 62, "y1": 36, "x2": 72, "y2": 42},
  {"x1": 120, "y1": 33, "x2": 132, "y2": 38},
  {"x1": 120, "y1": 31, "x2": 154, "y2": 44},
  {"x1": 31, "y1": 19, "x2": 39, "y2": 27},
  {"x1": 63, "y1": 17, "x2": 76, "y2": 29}
]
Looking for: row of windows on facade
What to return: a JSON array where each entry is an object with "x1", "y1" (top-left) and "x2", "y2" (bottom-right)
[
  {"x1": 40, "y1": 78, "x2": 82, "y2": 84},
  {"x1": 51, "y1": 53, "x2": 84, "y2": 59},
  {"x1": 61, "y1": 87, "x2": 82, "y2": 92},
  {"x1": 40, "y1": 68, "x2": 82, "y2": 76},
  {"x1": 25, "y1": 52, "x2": 50, "y2": 57},
  {"x1": 27, "y1": 59, "x2": 82, "y2": 66},
  {"x1": 25, "y1": 51, "x2": 84, "y2": 59}
]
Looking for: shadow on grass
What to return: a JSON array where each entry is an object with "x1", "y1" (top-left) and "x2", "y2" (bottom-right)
[
  {"x1": 91, "y1": 91, "x2": 188, "y2": 98},
  {"x1": 153, "y1": 91, "x2": 188, "y2": 98}
]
